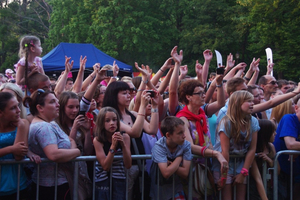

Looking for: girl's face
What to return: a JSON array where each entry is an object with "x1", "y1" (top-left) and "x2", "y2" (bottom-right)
[
  {"x1": 270, "y1": 131, "x2": 277, "y2": 143},
  {"x1": 146, "y1": 102, "x2": 152, "y2": 116},
  {"x1": 117, "y1": 90, "x2": 131, "y2": 107},
  {"x1": 259, "y1": 89, "x2": 264, "y2": 100},
  {"x1": 89, "y1": 99, "x2": 96, "y2": 112},
  {"x1": 252, "y1": 88, "x2": 261, "y2": 105},
  {"x1": 104, "y1": 111, "x2": 118, "y2": 134},
  {"x1": 33, "y1": 40, "x2": 43, "y2": 56},
  {"x1": 241, "y1": 99, "x2": 254, "y2": 114},
  {"x1": 42, "y1": 93, "x2": 60, "y2": 120},
  {"x1": 64, "y1": 98, "x2": 80, "y2": 120},
  {"x1": 0, "y1": 97, "x2": 20, "y2": 123}
]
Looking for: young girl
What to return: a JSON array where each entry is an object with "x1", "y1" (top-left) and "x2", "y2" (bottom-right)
[
  {"x1": 93, "y1": 107, "x2": 131, "y2": 200},
  {"x1": 212, "y1": 90, "x2": 260, "y2": 200},
  {"x1": 15, "y1": 35, "x2": 45, "y2": 86},
  {"x1": 249, "y1": 119, "x2": 276, "y2": 200}
]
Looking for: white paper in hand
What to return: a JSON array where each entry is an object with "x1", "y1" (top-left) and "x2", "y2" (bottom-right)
[
  {"x1": 265, "y1": 48, "x2": 273, "y2": 76},
  {"x1": 215, "y1": 50, "x2": 222, "y2": 68}
]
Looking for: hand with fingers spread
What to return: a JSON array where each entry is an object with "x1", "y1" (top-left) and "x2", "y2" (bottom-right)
[
  {"x1": 161, "y1": 57, "x2": 175, "y2": 71},
  {"x1": 249, "y1": 58, "x2": 260, "y2": 72},
  {"x1": 267, "y1": 62, "x2": 275, "y2": 75},
  {"x1": 135, "y1": 62, "x2": 151, "y2": 82},
  {"x1": 170, "y1": 46, "x2": 183, "y2": 64},
  {"x1": 203, "y1": 49, "x2": 213, "y2": 62}
]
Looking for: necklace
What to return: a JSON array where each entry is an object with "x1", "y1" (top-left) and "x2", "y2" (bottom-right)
[{"x1": 36, "y1": 115, "x2": 49, "y2": 122}]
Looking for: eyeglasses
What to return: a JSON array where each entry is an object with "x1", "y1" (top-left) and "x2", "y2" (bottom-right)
[
  {"x1": 267, "y1": 81, "x2": 278, "y2": 85},
  {"x1": 193, "y1": 91, "x2": 205, "y2": 96}
]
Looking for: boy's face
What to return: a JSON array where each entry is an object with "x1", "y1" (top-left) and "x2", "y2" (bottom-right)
[{"x1": 168, "y1": 125, "x2": 186, "y2": 145}]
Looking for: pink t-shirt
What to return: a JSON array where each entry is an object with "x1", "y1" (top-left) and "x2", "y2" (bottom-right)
[{"x1": 14, "y1": 56, "x2": 43, "y2": 74}]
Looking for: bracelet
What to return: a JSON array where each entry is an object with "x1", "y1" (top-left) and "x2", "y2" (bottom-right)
[
  {"x1": 243, "y1": 76, "x2": 251, "y2": 81},
  {"x1": 216, "y1": 83, "x2": 223, "y2": 88},
  {"x1": 160, "y1": 68, "x2": 165, "y2": 73},
  {"x1": 137, "y1": 89, "x2": 144, "y2": 92},
  {"x1": 142, "y1": 79, "x2": 148, "y2": 84},
  {"x1": 200, "y1": 146, "x2": 207, "y2": 157},
  {"x1": 137, "y1": 113, "x2": 145, "y2": 117},
  {"x1": 111, "y1": 76, "x2": 117, "y2": 79},
  {"x1": 241, "y1": 168, "x2": 249, "y2": 176},
  {"x1": 151, "y1": 108, "x2": 158, "y2": 113}
]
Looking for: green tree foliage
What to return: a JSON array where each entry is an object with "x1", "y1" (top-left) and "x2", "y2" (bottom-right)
[{"x1": 239, "y1": 0, "x2": 300, "y2": 80}]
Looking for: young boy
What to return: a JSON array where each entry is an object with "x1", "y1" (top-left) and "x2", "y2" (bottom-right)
[{"x1": 150, "y1": 116, "x2": 192, "y2": 200}]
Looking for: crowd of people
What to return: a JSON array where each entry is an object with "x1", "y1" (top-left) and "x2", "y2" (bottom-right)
[{"x1": 0, "y1": 35, "x2": 299, "y2": 200}]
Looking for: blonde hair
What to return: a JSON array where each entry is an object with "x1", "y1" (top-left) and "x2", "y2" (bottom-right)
[
  {"x1": 0, "y1": 83, "x2": 27, "y2": 119},
  {"x1": 270, "y1": 99, "x2": 294, "y2": 124},
  {"x1": 223, "y1": 90, "x2": 253, "y2": 143},
  {"x1": 18, "y1": 35, "x2": 40, "y2": 58}
]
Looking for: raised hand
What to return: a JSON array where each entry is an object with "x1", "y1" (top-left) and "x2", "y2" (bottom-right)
[
  {"x1": 226, "y1": 53, "x2": 235, "y2": 70},
  {"x1": 135, "y1": 62, "x2": 151, "y2": 81},
  {"x1": 80, "y1": 56, "x2": 87, "y2": 71},
  {"x1": 203, "y1": 49, "x2": 213, "y2": 61},
  {"x1": 180, "y1": 65, "x2": 188, "y2": 77},
  {"x1": 170, "y1": 46, "x2": 183, "y2": 64},
  {"x1": 113, "y1": 60, "x2": 119, "y2": 77},
  {"x1": 65, "y1": 56, "x2": 74, "y2": 72},
  {"x1": 195, "y1": 60, "x2": 203, "y2": 76},
  {"x1": 249, "y1": 58, "x2": 260, "y2": 72}
]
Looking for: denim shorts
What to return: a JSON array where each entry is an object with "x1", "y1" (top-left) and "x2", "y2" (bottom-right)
[{"x1": 95, "y1": 178, "x2": 126, "y2": 200}]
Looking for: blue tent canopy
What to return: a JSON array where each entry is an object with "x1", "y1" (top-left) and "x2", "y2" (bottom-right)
[{"x1": 42, "y1": 43, "x2": 133, "y2": 73}]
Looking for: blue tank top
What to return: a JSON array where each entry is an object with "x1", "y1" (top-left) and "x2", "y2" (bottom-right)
[{"x1": 0, "y1": 128, "x2": 27, "y2": 196}]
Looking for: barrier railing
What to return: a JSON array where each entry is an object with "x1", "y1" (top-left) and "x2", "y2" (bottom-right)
[
  {"x1": 0, "y1": 154, "x2": 272, "y2": 200},
  {"x1": 273, "y1": 150, "x2": 300, "y2": 200}
]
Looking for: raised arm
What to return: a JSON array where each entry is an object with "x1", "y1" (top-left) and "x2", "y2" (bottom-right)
[
  {"x1": 195, "y1": 60, "x2": 203, "y2": 84},
  {"x1": 224, "y1": 62, "x2": 247, "y2": 80},
  {"x1": 82, "y1": 63, "x2": 99, "y2": 91},
  {"x1": 107, "y1": 61, "x2": 119, "y2": 85},
  {"x1": 224, "y1": 53, "x2": 235, "y2": 75},
  {"x1": 205, "y1": 74, "x2": 225, "y2": 116},
  {"x1": 248, "y1": 62, "x2": 260, "y2": 85},
  {"x1": 168, "y1": 46, "x2": 183, "y2": 116},
  {"x1": 72, "y1": 56, "x2": 86, "y2": 93},
  {"x1": 202, "y1": 49, "x2": 213, "y2": 86},
  {"x1": 14, "y1": 119, "x2": 29, "y2": 160},
  {"x1": 253, "y1": 83, "x2": 300, "y2": 113},
  {"x1": 244, "y1": 58, "x2": 260, "y2": 84},
  {"x1": 54, "y1": 56, "x2": 73, "y2": 98}
]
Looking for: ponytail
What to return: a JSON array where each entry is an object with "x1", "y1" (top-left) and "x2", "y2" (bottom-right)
[{"x1": 24, "y1": 45, "x2": 29, "y2": 96}]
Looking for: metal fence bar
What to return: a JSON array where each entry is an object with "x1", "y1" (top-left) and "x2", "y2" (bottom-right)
[
  {"x1": 17, "y1": 164, "x2": 20, "y2": 200},
  {"x1": 290, "y1": 155, "x2": 293, "y2": 200},
  {"x1": 73, "y1": 161, "x2": 79, "y2": 200},
  {"x1": 0, "y1": 153, "x2": 278, "y2": 200},
  {"x1": 55, "y1": 163, "x2": 58, "y2": 200},
  {"x1": 93, "y1": 161, "x2": 95, "y2": 200}
]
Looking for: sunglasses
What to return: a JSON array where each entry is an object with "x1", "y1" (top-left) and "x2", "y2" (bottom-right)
[
  {"x1": 129, "y1": 88, "x2": 137, "y2": 93},
  {"x1": 267, "y1": 81, "x2": 278, "y2": 85}
]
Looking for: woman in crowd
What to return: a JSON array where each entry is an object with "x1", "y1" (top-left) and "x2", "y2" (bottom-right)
[
  {"x1": 102, "y1": 80, "x2": 159, "y2": 199},
  {"x1": 0, "y1": 82, "x2": 27, "y2": 119},
  {"x1": 0, "y1": 92, "x2": 29, "y2": 199},
  {"x1": 26, "y1": 89, "x2": 80, "y2": 200},
  {"x1": 176, "y1": 79, "x2": 228, "y2": 198}
]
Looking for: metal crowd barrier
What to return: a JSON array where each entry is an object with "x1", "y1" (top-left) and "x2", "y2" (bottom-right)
[
  {"x1": 273, "y1": 150, "x2": 300, "y2": 200},
  {"x1": 0, "y1": 154, "x2": 273, "y2": 200}
]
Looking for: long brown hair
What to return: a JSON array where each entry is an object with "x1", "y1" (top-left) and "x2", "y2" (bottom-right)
[
  {"x1": 222, "y1": 90, "x2": 253, "y2": 143},
  {"x1": 56, "y1": 91, "x2": 79, "y2": 135},
  {"x1": 94, "y1": 107, "x2": 120, "y2": 143}
]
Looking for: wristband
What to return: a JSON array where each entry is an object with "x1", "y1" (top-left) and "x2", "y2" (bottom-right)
[
  {"x1": 137, "y1": 113, "x2": 145, "y2": 117},
  {"x1": 109, "y1": 149, "x2": 116, "y2": 154},
  {"x1": 243, "y1": 76, "x2": 250, "y2": 81},
  {"x1": 216, "y1": 83, "x2": 223, "y2": 88},
  {"x1": 241, "y1": 168, "x2": 249, "y2": 176},
  {"x1": 137, "y1": 89, "x2": 144, "y2": 92},
  {"x1": 111, "y1": 76, "x2": 117, "y2": 79},
  {"x1": 200, "y1": 146, "x2": 207, "y2": 157},
  {"x1": 142, "y1": 79, "x2": 148, "y2": 84},
  {"x1": 160, "y1": 69, "x2": 165, "y2": 73},
  {"x1": 151, "y1": 108, "x2": 158, "y2": 113}
]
